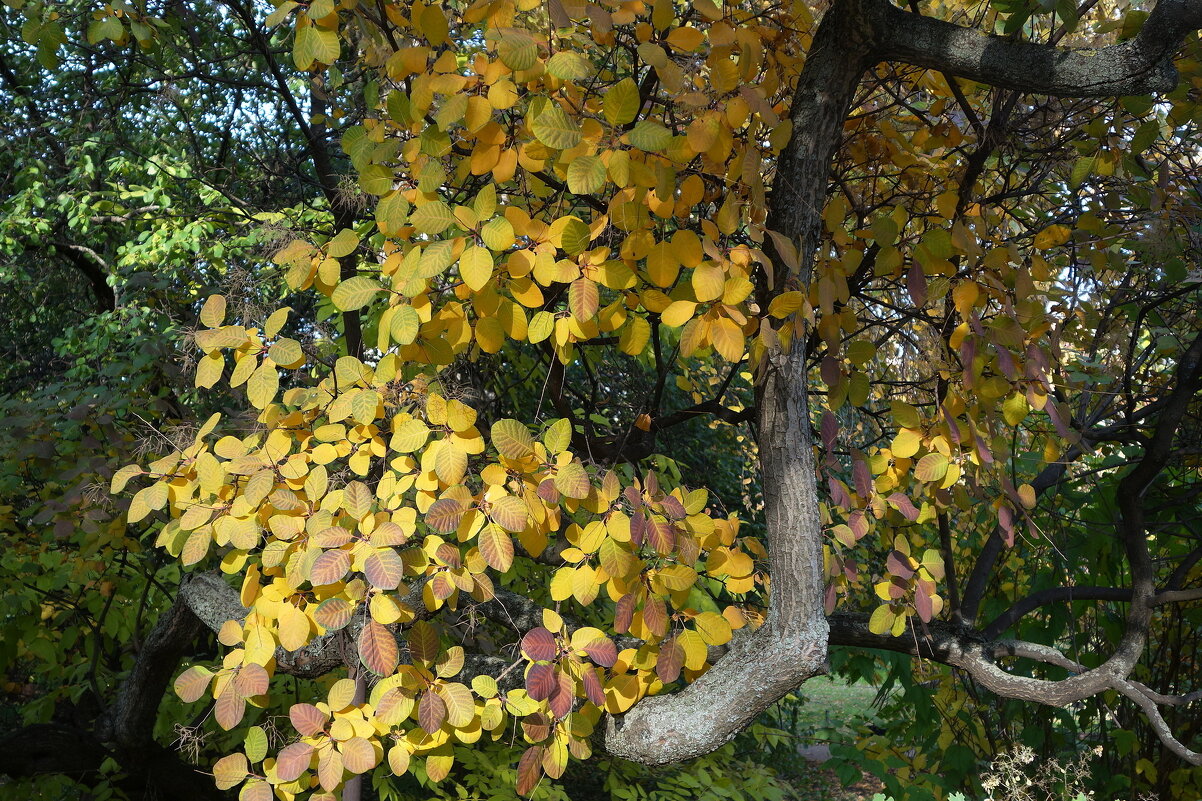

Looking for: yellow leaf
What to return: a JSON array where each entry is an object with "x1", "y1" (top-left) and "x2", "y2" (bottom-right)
[
  {"x1": 200, "y1": 294, "x2": 227, "y2": 327},
  {"x1": 646, "y1": 242, "x2": 679, "y2": 287},
  {"x1": 868, "y1": 604, "x2": 895, "y2": 635},
  {"x1": 660, "y1": 300, "x2": 695, "y2": 328},
  {"x1": 891, "y1": 428, "x2": 921, "y2": 459},
  {"x1": 710, "y1": 318, "x2": 744, "y2": 361},
  {"x1": 691, "y1": 263, "x2": 724, "y2": 302}
]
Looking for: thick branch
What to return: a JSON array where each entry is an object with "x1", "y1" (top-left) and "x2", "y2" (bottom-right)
[{"x1": 873, "y1": 0, "x2": 1202, "y2": 97}]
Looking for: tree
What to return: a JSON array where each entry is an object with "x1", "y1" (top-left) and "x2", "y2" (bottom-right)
[{"x1": 2, "y1": 0, "x2": 1201, "y2": 799}]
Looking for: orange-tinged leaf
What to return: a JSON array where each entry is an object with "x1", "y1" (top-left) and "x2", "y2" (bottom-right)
[
  {"x1": 317, "y1": 746, "x2": 343, "y2": 792},
  {"x1": 491, "y1": 418, "x2": 534, "y2": 459},
  {"x1": 289, "y1": 703, "x2": 327, "y2": 736},
  {"x1": 364, "y1": 547, "x2": 405, "y2": 590},
  {"x1": 341, "y1": 737, "x2": 378, "y2": 774},
  {"x1": 425, "y1": 498, "x2": 465, "y2": 533},
  {"x1": 275, "y1": 741, "x2": 314, "y2": 782},
  {"x1": 569, "y1": 278, "x2": 599, "y2": 321},
  {"x1": 233, "y1": 663, "x2": 270, "y2": 697},
  {"x1": 174, "y1": 665, "x2": 213, "y2": 703},
  {"x1": 314, "y1": 597, "x2": 355, "y2": 630},
  {"x1": 240, "y1": 780, "x2": 272, "y2": 801},
  {"x1": 554, "y1": 459, "x2": 590, "y2": 499},
  {"x1": 656, "y1": 637, "x2": 684, "y2": 683},
  {"x1": 214, "y1": 684, "x2": 246, "y2": 730},
  {"x1": 310, "y1": 548, "x2": 350, "y2": 586},
  {"x1": 479, "y1": 523, "x2": 516, "y2": 571},
  {"x1": 489, "y1": 496, "x2": 529, "y2": 533},
  {"x1": 359, "y1": 618, "x2": 400, "y2": 675},
  {"x1": 214, "y1": 753, "x2": 248, "y2": 790},
  {"x1": 438, "y1": 681, "x2": 475, "y2": 727}
]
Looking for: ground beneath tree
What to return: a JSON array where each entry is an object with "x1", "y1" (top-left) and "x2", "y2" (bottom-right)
[{"x1": 785, "y1": 677, "x2": 887, "y2": 800}]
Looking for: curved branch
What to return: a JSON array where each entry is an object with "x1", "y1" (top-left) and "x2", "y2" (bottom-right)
[{"x1": 872, "y1": 0, "x2": 1202, "y2": 97}]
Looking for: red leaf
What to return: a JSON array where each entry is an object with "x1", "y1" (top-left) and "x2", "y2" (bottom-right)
[
  {"x1": 309, "y1": 548, "x2": 350, "y2": 586},
  {"x1": 275, "y1": 742, "x2": 314, "y2": 782},
  {"x1": 364, "y1": 547, "x2": 405, "y2": 590},
  {"x1": 521, "y1": 712, "x2": 551, "y2": 742},
  {"x1": 886, "y1": 492, "x2": 919, "y2": 522},
  {"x1": 659, "y1": 494, "x2": 686, "y2": 520},
  {"x1": 233, "y1": 663, "x2": 269, "y2": 697},
  {"x1": 526, "y1": 663, "x2": 555, "y2": 701},
  {"x1": 520, "y1": 627, "x2": 558, "y2": 661},
  {"x1": 655, "y1": 638, "x2": 684, "y2": 683},
  {"x1": 516, "y1": 746, "x2": 544, "y2": 797},
  {"x1": 581, "y1": 667, "x2": 605, "y2": 706},
  {"x1": 359, "y1": 618, "x2": 400, "y2": 676},
  {"x1": 821, "y1": 411, "x2": 838, "y2": 451},
  {"x1": 629, "y1": 511, "x2": 645, "y2": 547},
  {"x1": 915, "y1": 585, "x2": 934, "y2": 622},
  {"x1": 425, "y1": 498, "x2": 465, "y2": 533},
  {"x1": 581, "y1": 637, "x2": 617, "y2": 667},
  {"x1": 613, "y1": 594, "x2": 635, "y2": 634},
  {"x1": 885, "y1": 550, "x2": 914, "y2": 580},
  {"x1": 547, "y1": 669, "x2": 574, "y2": 719},
  {"x1": 906, "y1": 261, "x2": 927, "y2": 307},
  {"x1": 289, "y1": 703, "x2": 327, "y2": 736},
  {"x1": 418, "y1": 689, "x2": 447, "y2": 734}
]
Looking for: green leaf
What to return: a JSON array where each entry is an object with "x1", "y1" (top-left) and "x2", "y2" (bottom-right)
[
  {"x1": 566, "y1": 155, "x2": 605, "y2": 195},
  {"x1": 629, "y1": 120, "x2": 671, "y2": 152},
  {"x1": 332, "y1": 276, "x2": 383, "y2": 311},
  {"x1": 410, "y1": 201, "x2": 457, "y2": 235},
  {"x1": 532, "y1": 103, "x2": 583, "y2": 150},
  {"x1": 913, "y1": 452, "x2": 948, "y2": 483},
  {"x1": 327, "y1": 228, "x2": 359, "y2": 258},
  {"x1": 390, "y1": 305, "x2": 421, "y2": 345},
  {"x1": 546, "y1": 51, "x2": 591, "y2": 80},
  {"x1": 604, "y1": 78, "x2": 640, "y2": 126}
]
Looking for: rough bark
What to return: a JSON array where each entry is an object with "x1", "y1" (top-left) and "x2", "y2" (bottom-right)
[{"x1": 872, "y1": 0, "x2": 1202, "y2": 96}]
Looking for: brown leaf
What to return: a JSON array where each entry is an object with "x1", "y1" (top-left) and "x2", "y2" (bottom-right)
[
  {"x1": 418, "y1": 689, "x2": 447, "y2": 734},
  {"x1": 516, "y1": 745, "x2": 545, "y2": 797}
]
